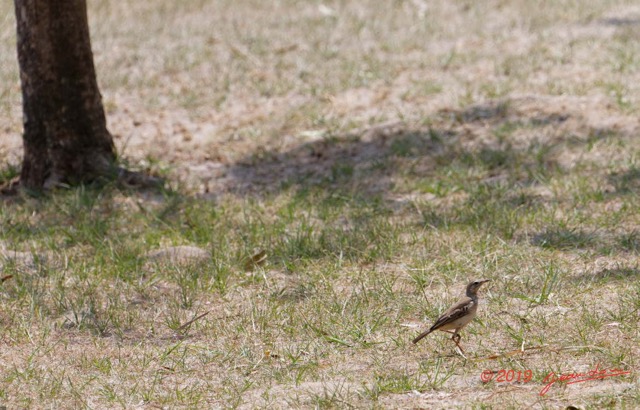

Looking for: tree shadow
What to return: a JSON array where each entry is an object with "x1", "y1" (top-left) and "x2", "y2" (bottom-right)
[
  {"x1": 529, "y1": 227, "x2": 640, "y2": 255},
  {"x1": 225, "y1": 121, "x2": 423, "y2": 196},
  {"x1": 223, "y1": 98, "x2": 578, "y2": 199},
  {"x1": 0, "y1": 161, "x2": 168, "y2": 200},
  {"x1": 572, "y1": 266, "x2": 640, "y2": 284},
  {"x1": 530, "y1": 228, "x2": 599, "y2": 251},
  {"x1": 599, "y1": 17, "x2": 640, "y2": 27},
  {"x1": 608, "y1": 167, "x2": 640, "y2": 195}
]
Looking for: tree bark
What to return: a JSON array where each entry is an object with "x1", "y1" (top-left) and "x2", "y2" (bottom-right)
[{"x1": 14, "y1": 0, "x2": 116, "y2": 190}]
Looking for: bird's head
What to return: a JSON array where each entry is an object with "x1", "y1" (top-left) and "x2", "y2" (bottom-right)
[{"x1": 466, "y1": 279, "x2": 490, "y2": 296}]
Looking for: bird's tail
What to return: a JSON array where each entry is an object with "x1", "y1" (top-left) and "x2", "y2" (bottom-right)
[{"x1": 412, "y1": 328, "x2": 433, "y2": 344}]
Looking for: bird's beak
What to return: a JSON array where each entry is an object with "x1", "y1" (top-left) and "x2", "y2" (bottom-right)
[{"x1": 481, "y1": 279, "x2": 491, "y2": 284}]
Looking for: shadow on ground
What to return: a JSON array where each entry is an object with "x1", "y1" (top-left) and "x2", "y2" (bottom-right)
[
  {"x1": 221, "y1": 96, "x2": 636, "y2": 204},
  {"x1": 531, "y1": 228, "x2": 640, "y2": 254},
  {"x1": 572, "y1": 266, "x2": 640, "y2": 283},
  {"x1": 608, "y1": 167, "x2": 640, "y2": 194},
  {"x1": 223, "y1": 98, "x2": 587, "y2": 198},
  {"x1": 599, "y1": 17, "x2": 640, "y2": 27}
]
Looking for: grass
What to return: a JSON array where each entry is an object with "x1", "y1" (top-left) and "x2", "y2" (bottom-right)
[{"x1": 2, "y1": 0, "x2": 640, "y2": 408}]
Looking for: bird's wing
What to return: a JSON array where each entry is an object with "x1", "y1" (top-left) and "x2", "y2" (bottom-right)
[
  {"x1": 412, "y1": 297, "x2": 476, "y2": 344},
  {"x1": 429, "y1": 297, "x2": 474, "y2": 331}
]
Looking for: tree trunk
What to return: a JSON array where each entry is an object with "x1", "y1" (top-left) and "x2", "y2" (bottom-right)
[{"x1": 14, "y1": 0, "x2": 116, "y2": 190}]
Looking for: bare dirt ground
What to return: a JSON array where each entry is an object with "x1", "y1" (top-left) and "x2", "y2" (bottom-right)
[{"x1": 1, "y1": 0, "x2": 640, "y2": 408}]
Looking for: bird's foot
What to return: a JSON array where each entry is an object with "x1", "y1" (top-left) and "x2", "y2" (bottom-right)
[{"x1": 455, "y1": 346, "x2": 467, "y2": 359}]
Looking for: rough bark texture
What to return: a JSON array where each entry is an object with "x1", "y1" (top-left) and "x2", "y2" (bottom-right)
[{"x1": 14, "y1": 0, "x2": 116, "y2": 190}]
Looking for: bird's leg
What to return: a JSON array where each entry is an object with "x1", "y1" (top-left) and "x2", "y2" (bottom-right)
[{"x1": 451, "y1": 332, "x2": 465, "y2": 354}]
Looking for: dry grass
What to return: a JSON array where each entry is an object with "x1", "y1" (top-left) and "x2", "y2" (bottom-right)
[{"x1": 1, "y1": 0, "x2": 640, "y2": 408}]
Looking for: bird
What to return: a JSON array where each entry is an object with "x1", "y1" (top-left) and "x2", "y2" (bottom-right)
[{"x1": 412, "y1": 280, "x2": 490, "y2": 353}]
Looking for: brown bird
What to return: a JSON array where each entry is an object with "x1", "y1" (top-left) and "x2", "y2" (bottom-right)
[{"x1": 412, "y1": 280, "x2": 490, "y2": 353}]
